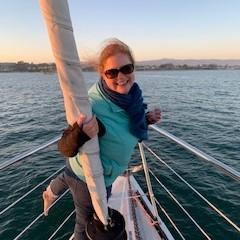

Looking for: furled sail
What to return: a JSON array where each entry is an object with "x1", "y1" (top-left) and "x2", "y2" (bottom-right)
[{"x1": 39, "y1": 0, "x2": 108, "y2": 225}]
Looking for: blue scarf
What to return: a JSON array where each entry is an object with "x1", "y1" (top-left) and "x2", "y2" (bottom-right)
[{"x1": 98, "y1": 79, "x2": 148, "y2": 141}]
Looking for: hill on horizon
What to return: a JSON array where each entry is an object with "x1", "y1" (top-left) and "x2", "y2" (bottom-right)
[
  {"x1": 137, "y1": 58, "x2": 240, "y2": 66},
  {"x1": 2, "y1": 58, "x2": 240, "y2": 67}
]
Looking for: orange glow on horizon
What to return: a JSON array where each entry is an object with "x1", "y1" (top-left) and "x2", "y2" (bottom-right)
[{"x1": 1, "y1": 42, "x2": 240, "y2": 63}]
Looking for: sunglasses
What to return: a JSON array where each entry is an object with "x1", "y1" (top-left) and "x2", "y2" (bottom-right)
[{"x1": 104, "y1": 63, "x2": 134, "y2": 79}]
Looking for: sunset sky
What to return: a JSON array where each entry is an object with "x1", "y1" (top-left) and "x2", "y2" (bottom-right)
[{"x1": 1, "y1": 0, "x2": 240, "y2": 63}]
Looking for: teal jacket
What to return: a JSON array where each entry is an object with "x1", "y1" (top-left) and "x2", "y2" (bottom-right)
[{"x1": 69, "y1": 83, "x2": 138, "y2": 186}]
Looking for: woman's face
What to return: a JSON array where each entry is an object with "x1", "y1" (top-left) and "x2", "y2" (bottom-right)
[{"x1": 101, "y1": 53, "x2": 135, "y2": 94}]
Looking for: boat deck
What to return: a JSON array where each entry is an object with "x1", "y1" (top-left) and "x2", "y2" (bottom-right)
[{"x1": 108, "y1": 174, "x2": 173, "y2": 240}]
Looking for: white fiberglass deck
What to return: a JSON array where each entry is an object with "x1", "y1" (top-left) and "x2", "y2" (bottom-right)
[{"x1": 108, "y1": 175, "x2": 174, "y2": 240}]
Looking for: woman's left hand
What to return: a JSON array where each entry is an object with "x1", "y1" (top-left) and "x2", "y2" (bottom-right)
[{"x1": 146, "y1": 108, "x2": 161, "y2": 124}]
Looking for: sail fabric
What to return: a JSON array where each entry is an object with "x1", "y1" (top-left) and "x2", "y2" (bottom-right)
[{"x1": 39, "y1": 0, "x2": 108, "y2": 225}]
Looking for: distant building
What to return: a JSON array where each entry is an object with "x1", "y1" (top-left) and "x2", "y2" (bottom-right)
[
  {"x1": 0, "y1": 63, "x2": 16, "y2": 72},
  {"x1": 0, "y1": 62, "x2": 56, "y2": 72}
]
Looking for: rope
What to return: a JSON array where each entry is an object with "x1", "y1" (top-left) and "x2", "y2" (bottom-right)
[
  {"x1": 133, "y1": 193, "x2": 159, "y2": 226},
  {"x1": 109, "y1": 194, "x2": 147, "y2": 201}
]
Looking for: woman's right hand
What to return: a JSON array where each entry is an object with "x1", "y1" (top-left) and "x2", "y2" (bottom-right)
[
  {"x1": 76, "y1": 113, "x2": 87, "y2": 127},
  {"x1": 76, "y1": 114, "x2": 99, "y2": 138}
]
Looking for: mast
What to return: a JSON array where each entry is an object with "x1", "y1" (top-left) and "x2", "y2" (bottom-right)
[{"x1": 39, "y1": 0, "x2": 108, "y2": 225}]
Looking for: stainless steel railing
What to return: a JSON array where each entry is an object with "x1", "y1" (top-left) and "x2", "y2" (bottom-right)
[
  {"x1": 149, "y1": 125, "x2": 240, "y2": 181},
  {"x1": 0, "y1": 135, "x2": 61, "y2": 171},
  {"x1": 1, "y1": 126, "x2": 239, "y2": 239}
]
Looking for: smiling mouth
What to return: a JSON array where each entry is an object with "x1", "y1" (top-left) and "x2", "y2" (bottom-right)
[{"x1": 116, "y1": 80, "x2": 129, "y2": 86}]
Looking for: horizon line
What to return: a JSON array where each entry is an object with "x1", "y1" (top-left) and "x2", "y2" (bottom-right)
[{"x1": 1, "y1": 58, "x2": 240, "y2": 64}]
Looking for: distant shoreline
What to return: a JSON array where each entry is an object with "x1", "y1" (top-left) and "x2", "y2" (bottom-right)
[{"x1": 1, "y1": 61, "x2": 240, "y2": 73}]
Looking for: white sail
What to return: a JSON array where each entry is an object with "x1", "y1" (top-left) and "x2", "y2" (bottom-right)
[{"x1": 39, "y1": 0, "x2": 108, "y2": 225}]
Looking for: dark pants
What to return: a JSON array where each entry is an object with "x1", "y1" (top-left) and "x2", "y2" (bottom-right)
[{"x1": 50, "y1": 167, "x2": 112, "y2": 240}]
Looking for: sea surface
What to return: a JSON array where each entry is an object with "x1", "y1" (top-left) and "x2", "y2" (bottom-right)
[{"x1": 0, "y1": 70, "x2": 239, "y2": 240}]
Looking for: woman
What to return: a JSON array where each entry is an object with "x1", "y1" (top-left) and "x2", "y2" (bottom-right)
[{"x1": 43, "y1": 38, "x2": 161, "y2": 240}]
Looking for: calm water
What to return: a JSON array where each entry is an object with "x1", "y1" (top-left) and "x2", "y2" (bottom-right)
[{"x1": 0, "y1": 70, "x2": 239, "y2": 240}]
